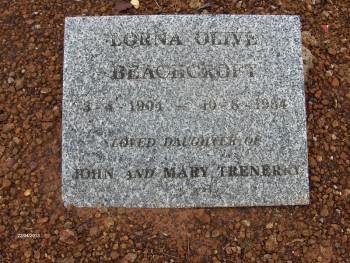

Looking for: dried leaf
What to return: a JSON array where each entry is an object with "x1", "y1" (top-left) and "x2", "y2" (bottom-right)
[{"x1": 115, "y1": 0, "x2": 132, "y2": 14}]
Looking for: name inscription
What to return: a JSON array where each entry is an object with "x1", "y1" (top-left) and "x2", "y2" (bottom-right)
[
  {"x1": 112, "y1": 63, "x2": 257, "y2": 80},
  {"x1": 74, "y1": 164, "x2": 301, "y2": 180},
  {"x1": 111, "y1": 31, "x2": 259, "y2": 47}
]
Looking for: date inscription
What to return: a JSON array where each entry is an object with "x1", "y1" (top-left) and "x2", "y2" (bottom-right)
[{"x1": 80, "y1": 97, "x2": 288, "y2": 113}]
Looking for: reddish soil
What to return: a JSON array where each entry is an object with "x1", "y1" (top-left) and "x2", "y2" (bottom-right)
[{"x1": 1, "y1": 0, "x2": 349, "y2": 262}]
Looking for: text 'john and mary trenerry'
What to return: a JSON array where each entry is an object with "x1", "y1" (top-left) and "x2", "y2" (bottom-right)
[
  {"x1": 110, "y1": 31, "x2": 259, "y2": 80},
  {"x1": 74, "y1": 164, "x2": 301, "y2": 180}
]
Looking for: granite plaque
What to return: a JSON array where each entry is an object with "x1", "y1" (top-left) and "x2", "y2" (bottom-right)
[{"x1": 62, "y1": 15, "x2": 309, "y2": 207}]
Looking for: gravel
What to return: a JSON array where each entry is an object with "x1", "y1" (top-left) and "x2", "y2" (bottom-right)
[{"x1": 0, "y1": 0, "x2": 349, "y2": 262}]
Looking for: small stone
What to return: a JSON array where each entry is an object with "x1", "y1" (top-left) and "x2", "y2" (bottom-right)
[
  {"x1": 309, "y1": 156, "x2": 317, "y2": 167},
  {"x1": 13, "y1": 137, "x2": 21, "y2": 144},
  {"x1": 42, "y1": 122, "x2": 53, "y2": 131},
  {"x1": 130, "y1": 0, "x2": 139, "y2": 9},
  {"x1": 266, "y1": 222, "x2": 274, "y2": 229},
  {"x1": 265, "y1": 236, "x2": 278, "y2": 252},
  {"x1": 331, "y1": 78, "x2": 340, "y2": 87},
  {"x1": 302, "y1": 31, "x2": 318, "y2": 46},
  {"x1": 225, "y1": 245, "x2": 233, "y2": 254},
  {"x1": 95, "y1": 212, "x2": 101, "y2": 218},
  {"x1": 3, "y1": 123, "x2": 15, "y2": 132},
  {"x1": 0, "y1": 146, "x2": 5, "y2": 156},
  {"x1": 211, "y1": 229, "x2": 221, "y2": 238},
  {"x1": 112, "y1": 243, "x2": 119, "y2": 250},
  {"x1": 322, "y1": 11, "x2": 330, "y2": 17},
  {"x1": 41, "y1": 239, "x2": 47, "y2": 248},
  {"x1": 0, "y1": 225, "x2": 6, "y2": 233},
  {"x1": 311, "y1": 175, "x2": 320, "y2": 182},
  {"x1": 124, "y1": 252, "x2": 137, "y2": 262},
  {"x1": 40, "y1": 87, "x2": 51, "y2": 94},
  {"x1": 26, "y1": 19, "x2": 35, "y2": 25},
  {"x1": 34, "y1": 250, "x2": 41, "y2": 259},
  {"x1": 316, "y1": 155, "x2": 323, "y2": 162},
  {"x1": 320, "y1": 206, "x2": 329, "y2": 217},
  {"x1": 2, "y1": 179, "x2": 12, "y2": 188},
  {"x1": 302, "y1": 46, "x2": 314, "y2": 77},
  {"x1": 194, "y1": 209, "x2": 211, "y2": 224},
  {"x1": 0, "y1": 114, "x2": 8, "y2": 122},
  {"x1": 314, "y1": 90, "x2": 322, "y2": 98},
  {"x1": 327, "y1": 47, "x2": 336, "y2": 55},
  {"x1": 242, "y1": 220, "x2": 250, "y2": 227},
  {"x1": 15, "y1": 79, "x2": 24, "y2": 90},
  {"x1": 38, "y1": 217, "x2": 49, "y2": 223},
  {"x1": 24, "y1": 250, "x2": 32, "y2": 258},
  {"x1": 325, "y1": 70, "x2": 333, "y2": 77},
  {"x1": 53, "y1": 74, "x2": 61, "y2": 81},
  {"x1": 302, "y1": 229, "x2": 313, "y2": 237},
  {"x1": 89, "y1": 226, "x2": 99, "y2": 237},
  {"x1": 110, "y1": 251, "x2": 119, "y2": 260},
  {"x1": 24, "y1": 189, "x2": 31, "y2": 196},
  {"x1": 346, "y1": 93, "x2": 350, "y2": 100},
  {"x1": 320, "y1": 25, "x2": 329, "y2": 33},
  {"x1": 7, "y1": 77, "x2": 14, "y2": 84},
  {"x1": 60, "y1": 229, "x2": 77, "y2": 244},
  {"x1": 189, "y1": 0, "x2": 202, "y2": 9}
]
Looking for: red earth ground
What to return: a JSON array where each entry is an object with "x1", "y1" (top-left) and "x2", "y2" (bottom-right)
[{"x1": 0, "y1": 0, "x2": 349, "y2": 262}]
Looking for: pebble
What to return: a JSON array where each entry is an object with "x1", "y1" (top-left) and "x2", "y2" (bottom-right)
[
  {"x1": 40, "y1": 87, "x2": 51, "y2": 94},
  {"x1": 59, "y1": 229, "x2": 77, "y2": 244},
  {"x1": 24, "y1": 250, "x2": 32, "y2": 258},
  {"x1": 320, "y1": 207, "x2": 329, "y2": 217},
  {"x1": 189, "y1": 0, "x2": 202, "y2": 9},
  {"x1": 302, "y1": 46, "x2": 314, "y2": 78},
  {"x1": 315, "y1": 90, "x2": 322, "y2": 98},
  {"x1": 225, "y1": 245, "x2": 233, "y2": 254},
  {"x1": 325, "y1": 70, "x2": 333, "y2": 77},
  {"x1": 124, "y1": 252, "x2": 137, "y2": 262},
  {"x1": 265, "y1": 236, "x2": 278, "y2": 252},
  {"x1": 2, "y1": 179, "x2": 12, "y2": 188},
  {"x1": 266, "y1": 222, "x2": 274, "y2": 229},
  {"x1": 331, "y1": 78, "x2": 340, "y2": 87},
  {"x1": 42, "y1": 122, "x2": 53, "y2": 130},
  {"x1": 327, "y1": 47, "x2": 337, "y2": 55},
  {"x1": 110, "y1": 251, "x2": 119, "y2": 259},
  {"x1": 7, "y1": 77, "x2": 14, "y2": 84},
  {"x1": 309, "y1": 156, "x2": 317, "y2": 167},
  {"x1": 3, "y1": 123, "x2": 15, "y2": 132},
  {"x1": 0, "y1": 225, "x2": 6, "y2": 233},
  {"x1": 242, "y1": 220, "x2": 250, "y2": 227},
  {"x1": 211, "y1": 229, "x2": 221, "y2": 238},
  {"x1": 322, "y1": 11, "x2": 330, "y2": 17},
  {"x1": 194, "y1": 209, "x2": 211, "y2": 224},
  {"x1": 15, "y1": 79, "x2": 24, "y2": 90},
  {"x1": 23, "y1": 189, "x2": 31, "y2": 196},
  {"x1": 89, "y1": 226, "x2": 99, "y2": 237},
  {"x1": 320, "y1": 24, "x2": 329, "y2": 33}
]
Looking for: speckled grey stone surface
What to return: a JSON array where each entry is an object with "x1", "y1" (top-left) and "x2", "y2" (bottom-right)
[{"x1": 62, "y1": 15, "x2": 309, "y2": 207}]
